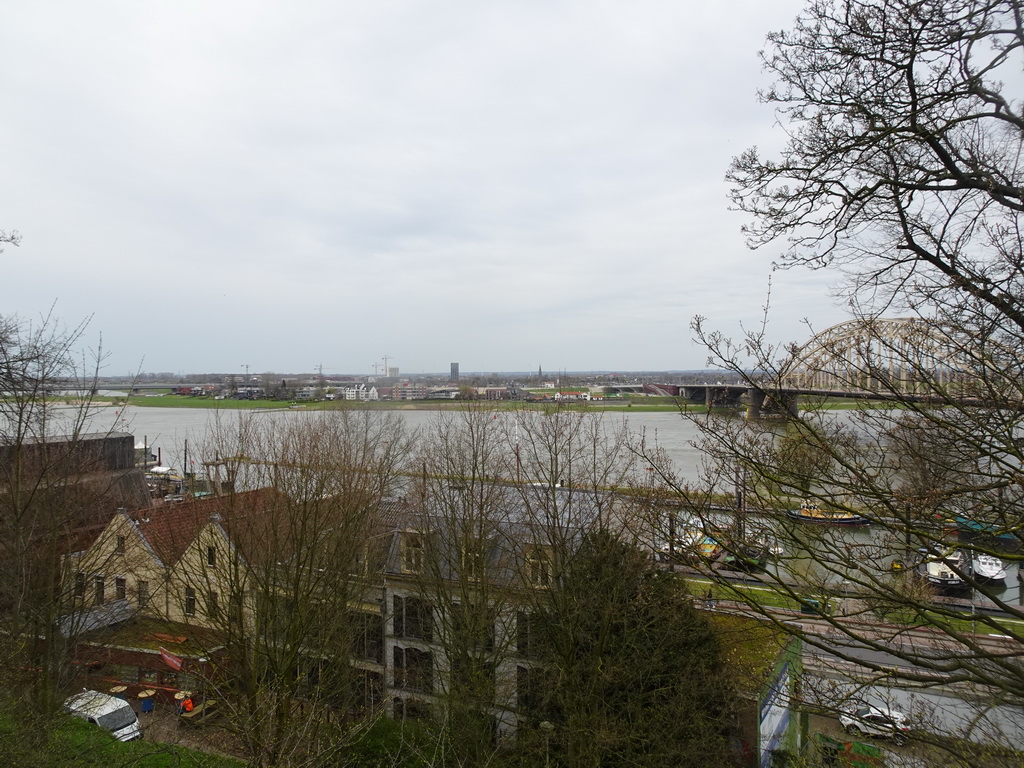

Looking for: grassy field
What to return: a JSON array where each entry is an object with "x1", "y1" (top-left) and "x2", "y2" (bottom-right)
[
  {"x1": 92, "y1": 394, "x2": 705, "y2": 414},
  {"x1": 0, "y1": 712, "x2": 243, "y2": 768},
  {"x1": 87, "y1": 390, "x2": 886, "y2": 415},
  {"x1": 96, "y1": 394, "x2": 297, "y2": 410}
]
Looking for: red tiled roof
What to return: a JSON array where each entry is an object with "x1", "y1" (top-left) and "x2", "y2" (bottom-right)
[
  {"x1": 132, "y1": 490, "x2": 277, "y2": 565},
  {"x1": 130, "y1": 488, "x2": 398, "y2": 568}
]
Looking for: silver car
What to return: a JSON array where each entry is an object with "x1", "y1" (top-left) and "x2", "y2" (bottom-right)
[{"x1": 839, "y1": 705, "x2": 909, "y2": 746}]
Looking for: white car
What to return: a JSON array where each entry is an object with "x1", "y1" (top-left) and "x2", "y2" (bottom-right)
[
  {"x1": 839, "y1": 705, "x2": 909, "y2": 746},
  {"x1": 64, "y1": 690, "x2": 143, "y2": 742}
]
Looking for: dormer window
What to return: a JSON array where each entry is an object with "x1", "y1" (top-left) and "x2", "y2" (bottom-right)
[
  {"x1": 402, "y1": 533, "x2": 424, "y2": 574},
  {"x1": 527, "y1": 547, "x2": 552, "y2": 588},
  {"x1": 350, "y1": 544, "x2": 368, "y2": 577},
  {"x1": 460, "y1": 543, "x2": 485, "y2": 582}
]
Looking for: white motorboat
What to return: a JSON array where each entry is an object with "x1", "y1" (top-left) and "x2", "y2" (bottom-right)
[{"x1": 971, "y1": 553, "x2": 1007, "y2": 583}]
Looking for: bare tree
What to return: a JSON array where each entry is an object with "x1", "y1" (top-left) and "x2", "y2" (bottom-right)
[
  {"x1": 177, "y1": 409, "x2": 413, "y2": 768},
  {"x1": 401, "y1": 407, "x2": 519, "y2": 767},
  {"x1": 674, "y1": 0, "x2": 1024, "y2": 759},
  {"x1": 0, "y1": 310, "x2": 145, "y2": 719},
  {"x1": 727, "y1": 0, "x2": 1024, "y2": 331}
]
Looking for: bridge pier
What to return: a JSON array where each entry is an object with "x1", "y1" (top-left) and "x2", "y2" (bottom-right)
[
  {"x1": 777, "y1": 392, "x2": 799, "y2": 419},
  {"x1": 745, "y1": 388, "x2": 765, "y2": 420},
  {"x1": 679, "y1": 386, "x2": 706, "y2": 405},
  {"x1": 744, "y1": 388, "x2": 800, "y2": 419},
  {"x1": 705, "y1": 387, "x2": 738, "y2": 409}
]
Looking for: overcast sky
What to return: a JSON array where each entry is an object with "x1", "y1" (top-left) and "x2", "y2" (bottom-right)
[{"x1": 0, "y1": 1, "x2": 847, "y2": 377}]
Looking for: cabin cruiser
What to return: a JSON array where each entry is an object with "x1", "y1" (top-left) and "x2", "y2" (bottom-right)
[{"x1": 971, "y1": 552, "x2": 1007, "y2": 583}]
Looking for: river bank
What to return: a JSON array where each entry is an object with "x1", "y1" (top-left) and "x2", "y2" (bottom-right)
[{"x1": 91, "y1": 393, "x2": 699, "y2": 414}]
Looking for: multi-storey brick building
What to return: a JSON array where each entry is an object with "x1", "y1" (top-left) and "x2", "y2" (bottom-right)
[{"x1": 61, "y1": 483, "x2": 803, "y2": 764}]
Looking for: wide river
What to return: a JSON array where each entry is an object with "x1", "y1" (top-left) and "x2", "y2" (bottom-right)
[
  {"x1": 95, "y1": 404, "x2": 711, "y2": 485},
  {"x1": 79, "y1": 403, "x2": 1022, "y2": 605}
]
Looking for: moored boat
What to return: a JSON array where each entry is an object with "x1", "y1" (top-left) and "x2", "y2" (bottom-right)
[
  {"x1": 917, "y1": 547, "x2": 970, "y2": 591},
  {"x1": 971, "y1": 552, "x2": 1007, "y2": 583},
  {"x1": 658, "y1": 529, "x2": 722, "y2": 563},
  {"x1": 786, "y1": 501, "x2": 870, "y2": 526},
  {"x1": 956, "y1": 515, "x2": 1020, "y2": 551},
  {"x1": 712, "y1": 530, "x2": 783, "y2": 573}
]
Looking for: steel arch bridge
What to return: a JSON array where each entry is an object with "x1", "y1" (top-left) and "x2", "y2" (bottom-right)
[{"x1": 779, "y1": 318, "x2": 967, "y2": 396}]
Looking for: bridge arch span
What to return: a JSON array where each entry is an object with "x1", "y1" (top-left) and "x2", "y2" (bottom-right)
[{"x1": 780, "y1": 317, "x2": 964, "y2": 395}]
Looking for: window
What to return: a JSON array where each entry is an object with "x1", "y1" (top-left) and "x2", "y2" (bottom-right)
[
  {"x1": 207, "y1": 590, "x2": 220, "y2": 618},
  {"x1": 517, "y1": 611, "x2": 545, "y2": 659},
  {"x1": 94, "y1": 576, "x2": 105, "y2": 605},
  {"x1": 527, "y1": 547, "x2": 552, "y2": 587},
  {"x1": 460, "y1": 542, "x2": 485, "y2": 582},
  {"x1": 352, "y1": 669, "x2": 383, "y2": 712},
  {"x1": 74, "y1": 572, "x2": 85, "y2": 599},
  {"x1": 137, "y1": 668, "x2": 182, "y2": 690},
  {"x1": 350, "y1": 610, "x2": 384, "y2": 663},
  {"x1": 402, "y1": 533, "x2": 424, "y2": 574},
  {"x1": 393, "y1": 595, "x2": 432, "y2": 641},
  {"x1": 184, "y1": 587, "x2": 196, "y2": 616},
  {"x1": 207, "y1": 545, "x2": 217, "y2": 567},
  {"x1": 115, "y1": 577, "x2": 127, "y2": 601},
  {"x1": 393, "y1": 646, "x2": 433, "y2": 693},
  {"x1": 115, "y1": 535, "x2": 126, "y2": 555},
  {"x1": 137, "y1": 581, "x2": 150, "y2": 609}
]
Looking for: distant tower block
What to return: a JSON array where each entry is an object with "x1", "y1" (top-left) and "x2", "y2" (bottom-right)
[{"x1": 451, "y1": 362, "x2": 460, "y2": 382}]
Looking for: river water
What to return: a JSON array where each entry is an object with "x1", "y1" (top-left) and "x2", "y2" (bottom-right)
[
  {"x1": 74, "y1": 403, "x2": 1022, "y2": 606},
  {"x1": 94, "y1": 404, "x2": 710, "y2": 483}
]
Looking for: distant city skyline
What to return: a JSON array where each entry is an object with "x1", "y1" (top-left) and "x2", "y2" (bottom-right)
[
  {"x1": 2, "y1": 1, "x2": 847, "y2": 376},
  {"x1": 116, "y1": 366, "x2": 736, "y2": 381}
]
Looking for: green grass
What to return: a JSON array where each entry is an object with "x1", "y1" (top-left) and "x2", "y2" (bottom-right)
[
  {"x1": 84, "y1": 392, "x2": 917, "y2": 416},
  {"x1": 96, "y1": 395, "x2": 298, "y2": 410},
  {"x1": 95, "y1": 394, "x2": 709, "y2": 414},
  {"x1": 0, "y1": 712, "x2": 244, "y2": 768},
  {"x1": 685, "y1": 576, "x2": 1024, "y2": 636},
  {"x1": 684, "y1": 578, "x2": 812, "y2": 612}
]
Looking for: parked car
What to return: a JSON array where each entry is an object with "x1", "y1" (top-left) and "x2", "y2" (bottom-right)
[
  {"x1": 839, "y1": 705, "x2": 909, "y2": 746},
  {"x1": 64, "y1": 690, "x2": 143, "y2": 742}
]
